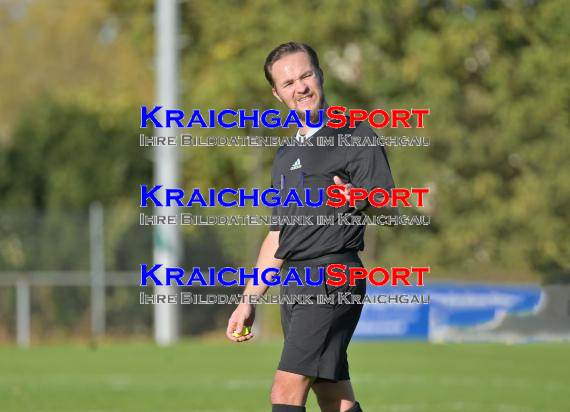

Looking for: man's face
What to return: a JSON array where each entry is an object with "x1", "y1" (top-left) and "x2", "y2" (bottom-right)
[{"x1": 270, "y1": 51, "x2": 324, "y2": 124}]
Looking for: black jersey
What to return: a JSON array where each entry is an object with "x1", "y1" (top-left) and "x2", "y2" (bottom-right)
[{"x1": 270, "y1": 119, "x2": 395, "y2": 260}]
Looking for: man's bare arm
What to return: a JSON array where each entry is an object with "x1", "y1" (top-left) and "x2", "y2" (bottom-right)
[
  {"x1": 243, "y1": 230, "x2": 283, "y2": 296},
  {"x1": 226, "y1": 230, "x2": 283, "y2": 342}
]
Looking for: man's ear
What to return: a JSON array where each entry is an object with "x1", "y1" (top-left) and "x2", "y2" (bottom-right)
[{"x1": 272, "y1": 88, "x2": 283, "y2": 103}]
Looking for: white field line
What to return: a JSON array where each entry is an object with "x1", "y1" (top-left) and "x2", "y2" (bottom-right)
[{"x1": 1, "y1": 372, "x2": 565, "y2": 393}]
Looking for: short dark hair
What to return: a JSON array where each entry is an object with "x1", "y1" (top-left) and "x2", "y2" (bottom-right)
[{"x1": 264, "y1": 42, "x2": 324, "y2": 87}]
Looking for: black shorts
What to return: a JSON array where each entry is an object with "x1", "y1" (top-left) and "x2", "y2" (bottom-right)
[{"x1": 277, "y1": 250, "x2": 366, "y2": 382}]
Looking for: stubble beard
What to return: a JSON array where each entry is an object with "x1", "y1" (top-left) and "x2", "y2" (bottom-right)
[{"x1": 296, "y1": 93, "x2": 325, "y2": 125}]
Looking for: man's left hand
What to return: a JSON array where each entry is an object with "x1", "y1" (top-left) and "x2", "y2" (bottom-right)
[
  {"x1": 332, "y1": 176, "x2": 399, "y2": 217},
  {"x1": 333, "y1": 175, "x2": 355, "y2": 204}
]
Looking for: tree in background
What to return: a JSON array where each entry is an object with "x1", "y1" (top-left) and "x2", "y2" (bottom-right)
[
  {"x1": 0, "y1": 96, "x2": 151, "y2": 271},
  {"x1": 0, "y1": 0, "x2": 568, "y2": 282}
]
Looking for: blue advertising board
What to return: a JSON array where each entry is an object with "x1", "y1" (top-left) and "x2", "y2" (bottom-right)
[{"x1": 354, "y1": 283, "x2": 543, "y2": 341}]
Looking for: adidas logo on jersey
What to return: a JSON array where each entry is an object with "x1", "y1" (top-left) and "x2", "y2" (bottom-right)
[{"x1": 290, "y1": 158, "x2": 302, "y2": 171}]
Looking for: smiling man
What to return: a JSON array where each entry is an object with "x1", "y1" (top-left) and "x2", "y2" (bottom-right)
[{"x1": 226, "y1": 42, "x2": 398, "y2": 412}]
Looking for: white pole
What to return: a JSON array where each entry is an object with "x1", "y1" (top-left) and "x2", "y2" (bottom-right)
[
  {"x1": 16, "y1": 275, "x2": 30, "y2": 348},
  {"x1": 90, "y1": 201, "x2": 105, "y2": 338},
  {"x1": 154, "y1": 0, "x2": 180, "y2": 345}
]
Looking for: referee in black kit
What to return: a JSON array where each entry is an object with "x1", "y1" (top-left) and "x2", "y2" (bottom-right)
[{"x1": 226, "y1": 42, "x2": 399, "y2": 412}]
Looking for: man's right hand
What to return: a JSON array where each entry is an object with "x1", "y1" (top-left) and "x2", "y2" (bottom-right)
[
  {"x1": 226, "y1": 231, "x2": 282, "y2": 343},
  {"x1": 226, "y1": 303, "x2": 256, "y2": 343}
]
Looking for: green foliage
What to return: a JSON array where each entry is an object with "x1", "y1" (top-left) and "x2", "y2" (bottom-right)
[
  {"x1": 173, "y1": 0, "x2": 569, "y2": 281},
  {"x1": 0, "y1": 96, "x2": 148, "y2": 210},
  {"x1": 0, "y1": 97, "x2": 151, "y2": 271},
  {"x1": 0, "y1": 0, "x2": 568, "y2": 282}
]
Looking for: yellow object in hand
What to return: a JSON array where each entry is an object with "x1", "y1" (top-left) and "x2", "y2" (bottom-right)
[{"x1": 232, "y1": 326, "x2": 252, "y2": 338}]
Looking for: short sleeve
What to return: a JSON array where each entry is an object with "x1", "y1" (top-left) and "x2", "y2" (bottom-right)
[{"x1": 346, "y1": 123, "x2": 395, "y2": 195}]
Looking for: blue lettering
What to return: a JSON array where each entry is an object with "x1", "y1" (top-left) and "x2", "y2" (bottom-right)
[
  {"x1": 261, "y1": 109, "x2": 281, "y2": 128},
  {"x1": 140, "y1": 264, "x2": 163, "y2": 286},
  {"x1": 218, "y1": 267, "x2": 237, "y2": 286},
  {"x1": 218, "y1": 188, "x2": 237, "y2": 207},
  {"x1": 305, "y1": 267, "x2": 323, "y2": 286},
  {"x1": 166, "y1": 110, "x2": 185, "y2": 127},
  {"x1": 261, "y1": 268, "x2": 281, "y2": 286},
  {"x1": 166, "y1": 267, "x2": 185, "y2": 285},
  {"x1": 238, "y1": 189, "x2": 259, "y2": 207},
  {"x1": 261, "y1": 188, "x2": 281, "y2": 207},
  {"x1": 238, "y1": 110, "x2": 259, "y2": 128},
  {"x1": 166, "y1": 189, "x2": 184, "y2": 206},
  {"x1": 186, "y1": 110, "x2": 208, "y2": 128},
  {"x1": 305, "y1": 109, "x2": 323, "y2": 127},
  {"x1": 140, "y1": 106, "x2": 163, "y2": 128},
  {"x1": 305, "y1": 188, "x2": 324, "y2": 207},
  {"x1": 283, "y1": 110, "x2": 303, "y2": 128},
  {"x1": 282, "y1": 268, "x2": 303, "y2": 286},
  {"x1": 208, "y1": 189, "x2": 216, "y2": 207},
  {"x1": 186, "y1": 268, "x2": 207, "y2": 286},
  {"x1": 238, "y1": 268, "x2": 259, "y2": 286},
  {"x1": 218, "y1": 109, "x2": 237, "y2": 128},
  {"x1": 283, "y1": 189, "x2": 304, "y2": 207},
  {"x1": 186, "y1": 189, "x2": 208, "y2": 207},
  {"x1": 140, "y1": 185, "x2": 163, "y2": 207}
]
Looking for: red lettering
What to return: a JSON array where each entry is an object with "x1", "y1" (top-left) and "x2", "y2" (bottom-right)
[
  {"x1": 348, "y1": 267, "x2": 368, "y2": 286},
  {"x1": 411, "y1": 109, "x2": 429, "y2": 128},
  {"x1": 368, "y1": 188, "x2": 389, "y2": 207},
  {"x1": 326, "y1": 187, "x2": 428, "y2": 208},
  {"x1": 391, "y1": 110, "x2": 411, "y2": 128},
  {"x1": 411, "y1": 187, "x2": 430, "y2": 207},
  {"x1": 391, "y1": 267, "x2": 411, "y2": 286},
  {"x1": 324, "y1": 108, "x2": 429, "y2": 129},
  {"x1": 323, "y1": 266, "x2": 428, "y2": 287},
  {"x1": 369, "y1": 267, "x2": 390, "y2": 286},
  {"x1": 412, "y1": 267, "x2": 429, "y2": 286},
  {"x1": 326, "y1": 106, "x2": 347, "y2": 128},
  {"x1": 391, "y1": 188, "x2": 411, "y2": 207},
  {"x1": 326, "y1": 264, "x2": 347, "y2": 286},
  {"x1": 349, "y1": 109, "x2": 368, "y2": 128},
  {"x1": 326, "y1": 185, "x2": 347, "y2": 207},
  {"x1": 369, "y1": 109, "x2": 389, "y2": 128},
  {"x1": 349, "y1": 188, "x2": 367, "y2": 207}
]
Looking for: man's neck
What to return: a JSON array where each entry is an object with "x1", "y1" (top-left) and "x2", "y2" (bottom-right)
[
  {"x1": 298, "y1": 104, "x2": 328, "y2": 136},
  {"x1": 299, "y1": 125, "x2": 310, "y2": 136}
]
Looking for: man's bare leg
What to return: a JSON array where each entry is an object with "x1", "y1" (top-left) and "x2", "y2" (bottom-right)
[
  {"x1": 311, "y1": 379, "x2": 362, "y2": 412},
  {"x1": 271, "y1": 370, "x2": 314, "y2": 411}
]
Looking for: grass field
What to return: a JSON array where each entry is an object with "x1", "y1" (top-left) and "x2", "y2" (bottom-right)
[{"x1": 1, "y1": 340, "x2": 569, "y2": 412}]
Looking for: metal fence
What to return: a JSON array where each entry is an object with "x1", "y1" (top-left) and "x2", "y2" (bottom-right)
[{"x1": 0, "y1": 203, "x2": 279, "y2": 346}]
